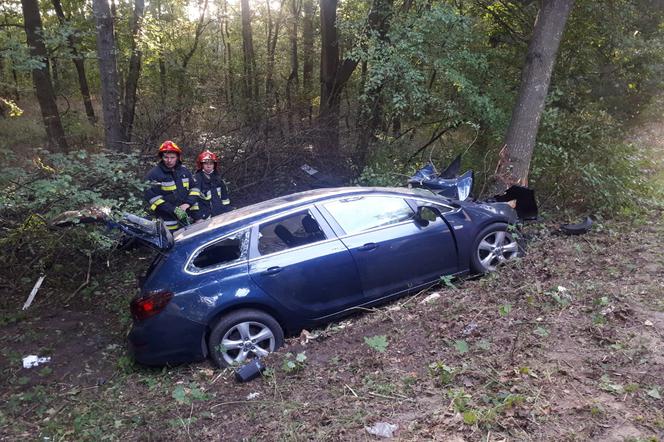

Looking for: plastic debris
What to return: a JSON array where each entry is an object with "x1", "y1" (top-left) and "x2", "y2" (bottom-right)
[
  {"x1": 22, "y1": 355, "x2": 51, "y2": 368},
  {"x1": 462, "y1": 322, "x2": 478, "y2": 336},
  {"x1": 246, "y1": 392, "x2": 260, "y2": 400},
  {"x1": 420, "y1": 293, "x2": 441, "y2": 304},
  {"x1": 365, "y1": 422, "x2": 398, "y2": 438},
  {"x1": 299, "y1": 329, "x2": 319, "y2": 345},
  {"x1": 234, "y1": 359, "x2": 265, "y2": 383},
  {"x1": 23, "y1": 275, "x2": 46, "y2": 310},
  {"x1": 644, "y1": 320, "x2": 654, "y2": 327}
]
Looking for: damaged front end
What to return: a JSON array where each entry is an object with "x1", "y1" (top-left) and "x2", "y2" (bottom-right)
[{"x1": 408, "y1": 155, "x2": 538, "y2": 221}]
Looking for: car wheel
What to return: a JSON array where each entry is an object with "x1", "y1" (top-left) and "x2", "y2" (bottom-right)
[
  {"x1": 208, "y1": 309, "x2": 284, "y2": 368},
  {"x1": 470, "y1": 223, "x2": 523, "y2": 274}
]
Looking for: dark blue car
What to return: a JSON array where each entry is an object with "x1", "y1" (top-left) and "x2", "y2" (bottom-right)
[{"x1": 126, "y1": 187, "x2": 521, "y2": 367}]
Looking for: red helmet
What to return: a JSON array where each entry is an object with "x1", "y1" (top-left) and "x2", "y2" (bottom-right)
[
  {"x1": 158, "y1": 140, "x2": 182, "y2": 157},
  {"x1": 196, "y1": 150, "x2": 219, "y2": 170}
]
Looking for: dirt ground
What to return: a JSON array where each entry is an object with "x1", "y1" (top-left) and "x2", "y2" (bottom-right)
[{"x1": 1, "y1": 108, "x2": 663, "y2": 440}]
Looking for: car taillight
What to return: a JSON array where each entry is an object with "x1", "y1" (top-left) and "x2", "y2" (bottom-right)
[{"x1": 130, "y1": 290, "x2": 173, "y2": 320}]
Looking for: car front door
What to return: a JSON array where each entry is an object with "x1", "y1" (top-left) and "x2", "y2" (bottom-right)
[
  {"x1": 248, "y1": 207, "x2": 364, "y2": 320},
  {"x1": 319, "y1": 195, "x2": 458, "y2": 301}
]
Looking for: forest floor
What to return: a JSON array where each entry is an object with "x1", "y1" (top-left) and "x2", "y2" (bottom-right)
[{"x1": 1, "y1": 101, "x2": 663, "y2": 441}]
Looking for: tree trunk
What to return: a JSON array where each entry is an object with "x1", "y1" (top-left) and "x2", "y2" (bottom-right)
[
  {"x1": 490, "y1": 0, "x2": 575, "y2": 194},
  {"x1": 51, "y1": 0, "x2": 96, "y2": 124},
  {"x1": 241, "y1": 0, "x2": 258, "y2": 121},
  {"x1": 219, "y1": 0, "x2": 234, "y2": 105},
  {"x1": 21, "y1": 0, "x2": 68, "y2": 151},
  {"x1": 302, "y1": 0, "x2": 314, "y2": 95},
  {"x1": 357, "y1": 0, "x2": 393, "y2": 165},
  {"x1": 121, "y1": 0, "x2": 144, "y2": 142},
  {"x1": 319, "y1": 0, "x2": 343, "y2": 151},
  {"x1": 179, "y1": 0, "x2": 208, "y2": 99},
  {"x1": 286, "y1": 0, "x2": 300, "y2": 131},
  {"x1": 92, "y1": 0, "x2": 124, "y2": 151}
]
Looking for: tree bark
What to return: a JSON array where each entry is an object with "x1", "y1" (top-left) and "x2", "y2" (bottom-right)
[
  {"x1": 357, "y1": 0, "x2": 393, "y2": 165},
  {"x1": 241, "y1": 0, "x2": 258, "y2": 104},
  {"x1": 286, "y1": 0, "x2": 300, "y2": 131},
  {"x1": 21, "y1": 0, "x2": 68, "y2": 151},
  {"x1": 92, "y1": 0, "x2": 124, "y2": 151},
  {"x1": 121, "y1": 0, "x2": 145, "y2": 142},
  {"x1": 51, "y1": 0, "x2": 96, "y2": 124},
  {"x1": 491, "y1": 0, "x2": 575, "y2": 194},
  {"x1": 302, "y1": 0, "x2": 314, "y2": 96}
]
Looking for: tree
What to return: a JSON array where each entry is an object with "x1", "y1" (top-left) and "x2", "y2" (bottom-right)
[
  {"x1": 490, "y1": 0, "x2": 575, "y2": 193},
  {"x1": 92, "y1": 0, "x2": 123, "y2": 151},
  {"x1": 51, "y1": 0, "x2": 96, "y2": 125},
  {"x1": 121, "y1": 0, "x2": 145, "y2": 142},
  {"x1": 20, "y1": 0, "x2": 68, "y2": 151},
  {"x1": 241, "y1": 0, "x2": 258, "y2": 104}
]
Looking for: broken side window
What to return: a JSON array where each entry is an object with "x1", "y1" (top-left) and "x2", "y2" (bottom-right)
[{"x1": 188, "y1": 230, "x2": 249, "y2": 272}]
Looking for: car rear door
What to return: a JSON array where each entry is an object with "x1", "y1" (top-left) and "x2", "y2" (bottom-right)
[
  {"x1": 318, "y1": 195, "x2": 457, "y2": 301},
  {"x1": 248, "y1": 207, "x2": 364, "y2": 320}
]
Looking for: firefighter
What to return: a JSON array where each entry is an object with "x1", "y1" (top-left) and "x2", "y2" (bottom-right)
[
  {"x1": 144, "y1": 140, "x2": 197, "y2": 231},
  {"x1": 189, "y1": 150, "x2": 231, "y2": 222}
]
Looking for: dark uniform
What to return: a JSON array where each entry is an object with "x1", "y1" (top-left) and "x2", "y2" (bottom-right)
[
  {"x1": 189, "y1": 170, "x2": 231, "y2": 221},
  {"x1": 144, "y1": 162, "x2": 197, "y2": 231}
]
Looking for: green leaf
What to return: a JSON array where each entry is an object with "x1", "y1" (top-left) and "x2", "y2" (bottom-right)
[
  {"x1": 172, "y1": 385, "x2": 189, "y2": 404},
  {"x1": 534, "y1": 326, "x2": 549, "y2": 337},
  {"x1": 364, "y1": 335, "x2": 388, "y2": 353},
  {"x1": 295, "y1": 352, "x2": 307, "y2": 363},
  {"x1": 453, "y1": 340, "x2": 469, "y2": 354},
  {"x1": 499, "y1": 303, "x2": 512, "y2": 317},
  {"x1": 462, "y1": 410, "x2": 478, "y2": 425}
]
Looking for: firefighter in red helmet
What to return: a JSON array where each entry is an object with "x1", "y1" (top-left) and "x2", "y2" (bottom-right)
[
  {"x1": 189, "y1": 150, "x2": 231, "y2": 222},
  {"x1": 143, "y1": 141, "x2": 197, "y2": 231}
]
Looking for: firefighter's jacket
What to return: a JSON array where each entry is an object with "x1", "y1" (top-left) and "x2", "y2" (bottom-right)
[
  {"x1": 189, "y1": 170, "x2": 231, "y2": 220},
  {"x1": 144, "y1": 162, "x2": 197, "y2": 230}
]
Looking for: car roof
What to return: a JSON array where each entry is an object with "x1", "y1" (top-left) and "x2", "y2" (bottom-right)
[{"x1": 173, "y1": 186, "x2": 447, "y2": 242}]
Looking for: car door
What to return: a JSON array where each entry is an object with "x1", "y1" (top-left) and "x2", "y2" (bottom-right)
[
  {"x1": 319, "y1": 195, "x2": 457, "y2": 301},
  {"x1": 248, "y1": 207, "x2": 364, "y2": 320}
]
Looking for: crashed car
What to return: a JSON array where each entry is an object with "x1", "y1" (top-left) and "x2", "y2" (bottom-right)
[{"x1": 124, "y1": 186, "x2": 522, "y2": 367}]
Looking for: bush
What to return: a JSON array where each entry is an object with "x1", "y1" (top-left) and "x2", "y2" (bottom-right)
[{"x1": 0, "y1": 149, "x2": 147, "y2": 305}]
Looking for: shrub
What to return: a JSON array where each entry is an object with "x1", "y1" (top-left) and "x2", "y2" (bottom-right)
[{"x1": 0, "y1": 148, "x2": 147, "y2": 306}]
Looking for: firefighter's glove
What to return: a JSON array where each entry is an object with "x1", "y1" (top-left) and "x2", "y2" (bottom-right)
[{"x1": 174, "y1": 207, "x2": 189, "y2": 225}]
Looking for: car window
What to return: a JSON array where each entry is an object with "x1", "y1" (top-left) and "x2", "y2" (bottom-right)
[
  {"x1": 324, "y1": 196, "x2": 414, "y2": 235},
  {"x1": 189, "y1": 230, "x2": 249, "y2": 271},
  {"x1": 413, "y1": 199, "x2": 455, "y2": 217},
  {"x1": 258, "y1": 210, "x2": 327, "y2": 255}
]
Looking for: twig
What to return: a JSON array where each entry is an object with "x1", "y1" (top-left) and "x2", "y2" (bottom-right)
[
  {"x1": 65, "y1": 253, "x2": 92, "y2": 302},
  {"x1": 345, "y1": 384, "x2": 358, "y2": 397}
]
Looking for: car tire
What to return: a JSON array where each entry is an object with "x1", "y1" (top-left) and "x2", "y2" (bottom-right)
[
  {"x1": 470, "y1": 223, "x2": 524, "y2": 274},
  {"x1": 208, "y1": 309, "x2": 284, "y2": 368}
]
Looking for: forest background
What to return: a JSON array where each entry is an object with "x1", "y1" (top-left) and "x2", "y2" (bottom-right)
[{"x1": 0, "y1": 0, "x2": 663, "y2": 300}]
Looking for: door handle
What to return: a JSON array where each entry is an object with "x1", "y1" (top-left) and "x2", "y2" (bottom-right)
[
  {"x1": 358, "y1": 243, "x2": 378, "y2": 251},
  {"x1": 262, "y1": 266, "x2": 282, "y2": 276}
]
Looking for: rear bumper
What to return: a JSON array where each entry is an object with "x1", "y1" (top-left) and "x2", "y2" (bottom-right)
[{"x1": 128, "y1": 312, "x2": 207, "y2": 366}]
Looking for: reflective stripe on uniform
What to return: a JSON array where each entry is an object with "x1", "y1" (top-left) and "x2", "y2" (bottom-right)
[
  {"x1": 190, "y1": 203, "x2": 199, "y2": 211},
  {"x1": 189, "y1": 187, "x2": 201, "y2": 197},
  {"x1": 150, "y1": 198, "x2": 165, "y2": 211},
  {"x1": 160, "y1": 180, "x2": 176, "y2": 191},
  {"x1": 202, "y1": 191, "x2": 212, "y2": 201},
  {"x1": 222, "y1": 199, "x2": 230, "y2": 205},
  {"x1": 182, "y1": 178, "x2": 190, "y2": 189},
  {"x1": 163, "y1": 220, "x2": 179, "y2": 230}
]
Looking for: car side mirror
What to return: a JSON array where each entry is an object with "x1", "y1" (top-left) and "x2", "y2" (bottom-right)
[{"x1": 415, "y1": 206, "x2": 442, "y2": 226}]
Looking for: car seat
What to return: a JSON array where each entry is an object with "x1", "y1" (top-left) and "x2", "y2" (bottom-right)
[
  {"x1": 301, "y1": 215, "x2": 325, "y2": 241},
  {"x1": 274, "y1": 224, "x2": 297, "y2": 247}
]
